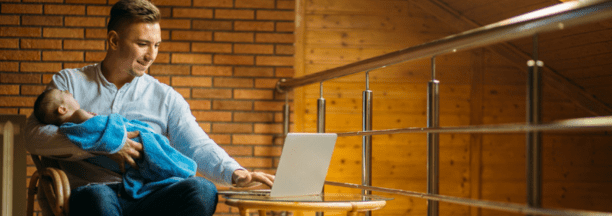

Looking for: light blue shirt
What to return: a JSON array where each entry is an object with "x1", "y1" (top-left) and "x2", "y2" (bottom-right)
[{"x1": 25, "y1": 63, "x2": 243, "y2": 186}]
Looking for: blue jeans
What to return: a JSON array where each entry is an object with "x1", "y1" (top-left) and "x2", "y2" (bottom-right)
[{"x1": 69, "y1": 177, "x2": 218, "y2": 216}]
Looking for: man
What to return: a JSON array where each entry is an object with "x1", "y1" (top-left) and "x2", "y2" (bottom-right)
[{"x1": 24, "y1": 0, "x2": 274, "y2": 215}]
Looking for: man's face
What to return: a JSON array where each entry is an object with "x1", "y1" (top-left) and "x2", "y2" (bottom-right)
[{"x1": 115, "y1": 22, "x2": 161, "y2": 77}]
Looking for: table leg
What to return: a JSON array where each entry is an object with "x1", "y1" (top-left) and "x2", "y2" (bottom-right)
[
  {"x1": 239, "y1": 208, "x2": 248, "y2": 216},
  {"x1": 259, "y1": 210, "x2": 267, "y2": 216},
  {"x1": 346, "y1": 211, "x2": 358, "y2": 216}
]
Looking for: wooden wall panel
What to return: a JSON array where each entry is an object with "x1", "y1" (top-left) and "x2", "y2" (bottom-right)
[{"x1": 295, "y1": 0, "x2": 612, "y2": 215}]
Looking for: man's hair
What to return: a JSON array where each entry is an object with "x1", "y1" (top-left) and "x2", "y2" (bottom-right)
[
  {"x1": 33, "y1": 89, "x2": 61, "y2": 126},
  {"x1": 107, "y1": 0, "x2": 160, "y2": 33}
]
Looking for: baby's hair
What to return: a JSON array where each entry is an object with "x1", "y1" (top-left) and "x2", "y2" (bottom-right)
[{"x1": 33, "y1": 89, "x2": 62, "y2": 126}]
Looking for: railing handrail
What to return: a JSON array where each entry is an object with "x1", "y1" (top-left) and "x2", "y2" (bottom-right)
[{"x1": 277, "y1": 0, "x2": 612, "y2": 92}]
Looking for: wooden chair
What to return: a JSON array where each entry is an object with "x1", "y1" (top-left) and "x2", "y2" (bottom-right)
[{"x1": 27, "y1": 154, "x2": 71, "y2": 216}]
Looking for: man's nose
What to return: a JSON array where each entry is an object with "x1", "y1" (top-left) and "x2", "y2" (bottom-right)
[{"x1": 144, "y1": 45, "x2": 157, "y2": 62}]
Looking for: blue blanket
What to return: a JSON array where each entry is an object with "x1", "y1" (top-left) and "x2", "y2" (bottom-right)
[{"x1": 60, "y1": 113, "x2": 197, "y2": 199}]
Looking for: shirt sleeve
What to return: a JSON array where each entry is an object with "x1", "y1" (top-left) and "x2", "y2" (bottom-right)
[
  {"x1": 24, "y1": 70, "x2": 95, "y2": 161},
  {"x1": 165, "y1": 91, "x2": 244, "y2": 186}
]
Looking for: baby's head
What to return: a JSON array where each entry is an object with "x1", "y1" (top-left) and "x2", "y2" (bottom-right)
[{"x1": 34, "y1": 89, "x2": 81, "y2": 126}]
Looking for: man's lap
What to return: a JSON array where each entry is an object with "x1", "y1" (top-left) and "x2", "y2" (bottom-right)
[{"x1": 69, "y1": 177, "x2": 218, "y2": 216}]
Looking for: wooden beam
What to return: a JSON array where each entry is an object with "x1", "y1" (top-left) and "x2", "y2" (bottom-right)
[{"x1": 412, "y1": 0, "x2": 612, "y2": 116}]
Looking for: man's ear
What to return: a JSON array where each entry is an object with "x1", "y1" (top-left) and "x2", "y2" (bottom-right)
[
  {"x1": 57, "y1": 105, "x2": 68, "y2": 115},
  {"x1": 108, "y1": 30, "x2": 119, "y2": 50}
]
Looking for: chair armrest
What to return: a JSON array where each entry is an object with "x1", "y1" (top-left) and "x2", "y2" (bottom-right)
[{"x1": 28, "y1": 167, "x2": 71, "y2": 216}]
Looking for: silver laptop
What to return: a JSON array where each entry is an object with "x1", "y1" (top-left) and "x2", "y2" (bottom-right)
[{"x1": 220, "y1": 133, "x2": 337, "y2": 197}]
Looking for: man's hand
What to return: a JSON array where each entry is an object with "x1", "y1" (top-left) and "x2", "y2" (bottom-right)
[
  {"x1": 232, "y1": 169, "x2": 275, "y2": 188},
  {"x1": 107, "y1": 131, "x2": 143, "y2": 173}
]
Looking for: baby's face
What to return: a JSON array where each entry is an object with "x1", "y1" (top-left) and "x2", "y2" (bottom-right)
[{"x1": 49, "y1": 89, "x2": 80, "y2": 112}]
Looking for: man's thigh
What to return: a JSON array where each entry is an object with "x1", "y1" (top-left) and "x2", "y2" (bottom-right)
[{"x1": 126, "y1": 177, "x2": 219, "y2": 216}]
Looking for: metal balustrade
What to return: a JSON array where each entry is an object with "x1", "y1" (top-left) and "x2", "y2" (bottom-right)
[{"x1": 277, "y1": 0, "x2": 612, "y2": 215}]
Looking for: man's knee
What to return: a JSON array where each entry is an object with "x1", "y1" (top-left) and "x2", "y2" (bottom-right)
[{"x1": 70, "y1": 184, "x2": 121, "y2": 215}]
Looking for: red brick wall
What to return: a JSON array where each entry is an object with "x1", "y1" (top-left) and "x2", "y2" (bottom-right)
[{"x1": 0, "y1": 0, "x2": 295, "y2": 215}]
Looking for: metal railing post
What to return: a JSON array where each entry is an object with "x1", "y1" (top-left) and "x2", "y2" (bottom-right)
[
  {"x1": 427, "y1": 56, "x2": 440, "y2": 216},
  {"x1": 363, "y1": 71, "x2": 373, "y2": 216},
  {"x1": 316, "y1": 82, "x2": 326, "y2": 216},
  {"x1": 526, "y1": 34, "x2": 543, "y2": 215},
  {"x1": 283, "y1": 91, "x2": 290, "y2": 136}
]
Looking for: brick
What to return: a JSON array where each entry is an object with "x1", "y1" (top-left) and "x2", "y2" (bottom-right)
[
  {"x1": 234, "y1": 157, "x2": 272, "y2": 168},
  {"x1": 257, "y1": 10, "x2": 294, "y2": 21},
  {"x1": 42, "y1": 74, "x2": 54, "y2": 84},
  {"x1": 86, "y1": 6, "x2": 111, "y2": 16},
  {"x1": 1, "y1": 4, "x2": 42, "y2": 14},
  {"x1": 85, "y1": 51, "x2": 106, "y2": 62},
  {"x1": 254, "y1": 101, "x2": 284, "y2": 111},
  {"x1": 193, "y1": 20, "x2": 232, "y2": 31},
  {"x1": 215, "y1": 9, "x2": 254, "y2": 20},
  {"x1": 209, "y1": 134, "x2": 231, "y2": 144},
  {"x1": 193, "y1": 111, "x2": 232, "y2": 122},
  {"x1": 151, "y1": 0, "x2": 190, "y2": 6},
  {"x1": 22, "y1": 15, "x2": 62, "y2": 26},
  {"x1": 160, "y1": 19, "x2": 191, "y2": 30},
  {"x1": 64, "y1": 39, "x2": 105, "y2": 50},
  {"x1": 234, "y1": 21, "x2": 274, "y2": 32},
  {"x1": 171, "y1": 53, "x2": 212, "y2": 64},
  {"x1": 0, "y1": 39, "x2": 18, "y2": 49},
  {"x1": 214, "y1": 55, "x2": 253, "y2": 65},
  {"x1": 193, "y1": 0, "x2": 233, "y2": 7},
  {"x1": 192, "y1": 43, "x2": 232, "y2": 53},
  {"x1": 158, "y1": 7, "x2": 172, "y2": 18},
  {"x1": 277, "y1": 0, "x2": 296, "y2": 9},
  {"x1": 65, "y1": 17, "x2": 106, "y2": 27},
  {"x1": 0, "y1": 15, "x2": 19, "y2": 25},
  {"x1": 0, "y1": 62, "x2": 19, "y2": 72},
  {"x1": 0, "y1": 96, "x2": 36, "y2": 107},
  {"x1": 255, "y1": 78, "x2": 279, "y2": 88},
  {"x1": 66, "y1": 0, "x2": 105, "y2": 3},
  {"x1": 0, "y1": 27, "x2": 41, "y2": 37},
  {"x1": 254, "y1": 123, "x2": 283, "y2": 134},
  {"x1": 172, "y1": 30, "x2": 212, "y2": 41},
  {"x1": 47, "y1": 4, "x2": 88, "y2": 16},
  {"x1": 1, "y1": 73, "x2": 40, "y2": 84},
  {"x1": 235, "y1": 67, "x2": 274, "y2": 77},
  {"x1": 212, "y1": 123, "x2": 252, "y2": 133},
  {"x1": 21, "y1": 39, "x2": 62, "y2": 49},
  {"x1": 63, "y1": 63, "x2": 91, "y2": 69},
  {"x1": 85, "y1": 28, "x2": 106, "y2": 39},
  {"x1": 234, "y1": 89, "x2": 273, "y2": 99},
  {"x1": 220, "y1": 145, "x2": 252, "y2": 156},
  {"x1": 173, "y1": 87, "x2": 191, "y2": 98},
  {"x1": 0, "y1": 108, "x2": 18, "y2": 115},
  {"x1": 153, "y1": 53, "x2": 170, "y2": 63},
  {"x1": 173, "y1": 8, "x2": 213, "y2": 19},
  {"x1": 275, "y1": 67, "x2": 294, "y2": 77},
  {"x1": 151, "y1": 76, "x2": 169, "y2": 85},
  {"x1": 234, "y1": 44, "x2": 274, "y2": 54},
  {"x1": 254, "y1": 146, "x2": 282, "y2": 156},
  {"x1": 43, "y1": 51, "x2": 83, "y2": 61},
  {"x1": 235, "y1": 0, "x2": 275, "y2": 9},
  {"x1": 255, "y1": 33, "x2": 294, "y2": 43},
  {"x1": 186, "y1": 99, "x2": 211, "y2": 110},
  {"x1": 233, "y1": 134, "x2": 273, "y2": 145},
  {"x1": 276, "y1": 22, "x2": 294, "y2": 32},
  {"x1": 172, "y1": 77, "x2": 211, "y2": 87},
  {"x1": 275, "y1": 44, "x2": 294, "y2": 55},
  {"x1": 0, "y1": 85, "x2": 19, "y2": 95},
  {"x1": 198, "y1": 123, "x2": 211, "y2": 133},
  {"x1": 213, "y1": 77, "x2": 253, "y2": 88},
  {"x1": 20, "y1": 85, "x2": 46, "y2": 95},
  {"x1": 192, "y1": 66, "x2": 232, "y2": 76},
  {"x1": 256, "y1": 56, "x2": 293, "y2": 66},
  {"x1": 159, "y1": 42, "x2": 190, "y2": 52},
  {"x1": 43, "y1": 28, "x2": 83, "y2": 38},
  {"x1": 149, "y1": 64, "x2": 190, "y2": 75},
  {"x1": 0, "y1": 50, "x2": 40, "y2": 61},
  {"x1": 212, "y1": 100, "x2": 252, "y2": 110},
  {"x1": 234, "y1": 112, "x2": 273, "y2": 122},
  {"x1": 20, "y1": 62, "x2": 62, "y2": 72},
  {"x1": 214, "y1": 32, "x2": 253, "y2": 43}
]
